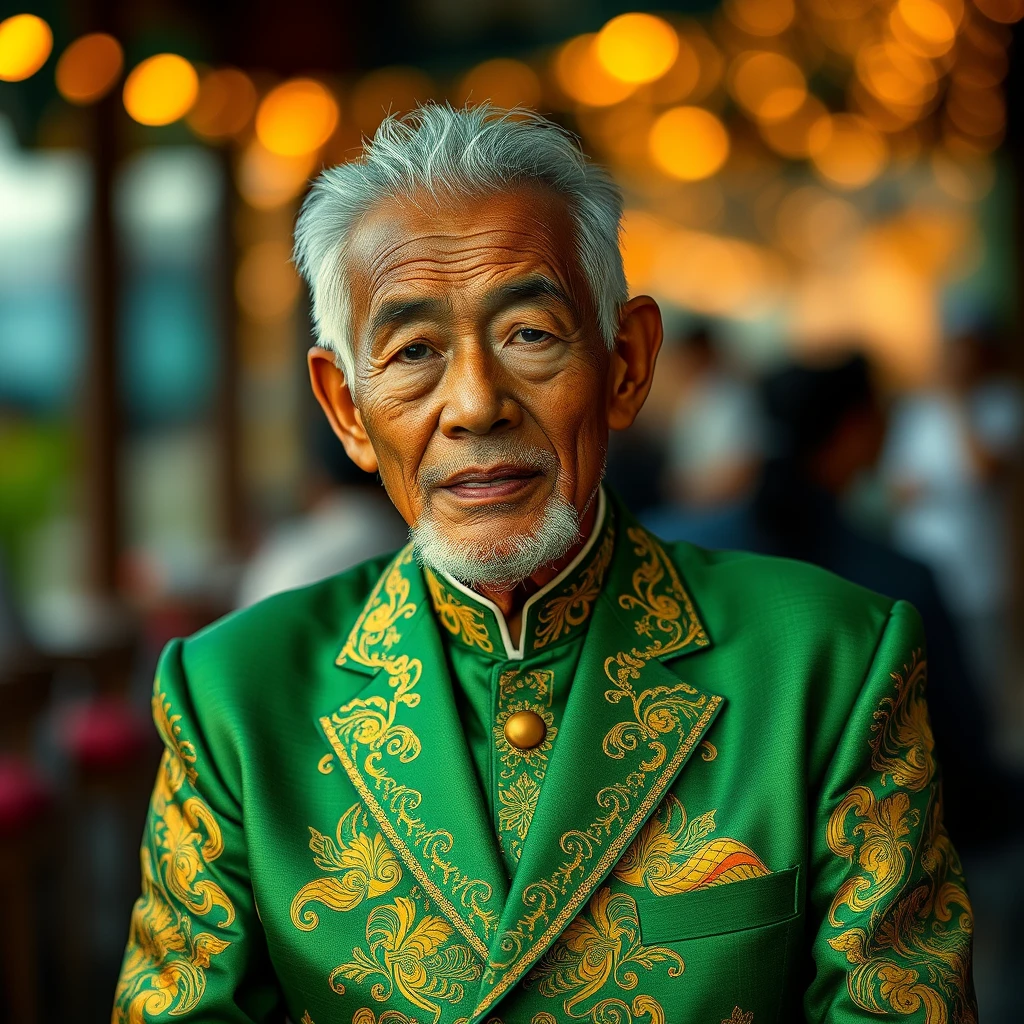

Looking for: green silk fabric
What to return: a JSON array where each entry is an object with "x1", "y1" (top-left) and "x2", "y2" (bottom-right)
[
  {"x1": 427, "y1": 493, "x2": 615, "y2": 877},
  {"x1": 111, "y1": 491, "x2": 976, "y2": 1024}
]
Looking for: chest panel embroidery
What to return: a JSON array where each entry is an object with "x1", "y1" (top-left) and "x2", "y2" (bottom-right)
[{"x1": 493, "y1": 668, "x2": 557, "y2": 868}]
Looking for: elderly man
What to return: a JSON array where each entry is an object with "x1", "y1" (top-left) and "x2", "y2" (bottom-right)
[{"x1": 113, "y1": 106, "x2": 975, "y2": 1024}]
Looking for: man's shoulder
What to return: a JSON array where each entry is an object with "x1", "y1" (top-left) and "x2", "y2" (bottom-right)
[
  {"x1": 657, "y1": 532, "x2": 898, "y2": 650},
  {"x1": 178, "y1": 548, "x2": 401, "y2": 684}
]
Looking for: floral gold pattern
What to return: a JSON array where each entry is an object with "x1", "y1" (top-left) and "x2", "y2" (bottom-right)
[
  {"x1": 722, "y1": 1009, "x2": 753, "y2": 1024},
  {"x1": 476, "y1": 526, "x2": 718, "y2": 1019},
  {"x1": 352, "y1": 1008, "x2": 422, "y2": 1023},
  {"x1": 291, "y1": 802, "x2": 402, "y2": 930},
  {"x1": 325, "y1": 546, "x2": 497, "y2": 955},
  {"x1": 534, "y1": 526, "x2": 615, "y2": 649},
  {"x1": 330, "y1": 895, "x2": 481, "y2": 1024},
  {"x1": 613, "y1": 794, "x2": 769, "y2": 895},
  {"x1": 527, "y1": 887, "x2": 683, "y2": 1023},
  {"x1": 826, "y1": 651, "x2": 976, "y2": 1023},
  {"x1": 112, "y1": 687, "x2": 236, "y2": 1023},
  {"x1": 425, "y1": 569, "x2": 494, "y2": 653},
  {"x1": 493, "y1": 669, "x2": 558, "y2": 866}
]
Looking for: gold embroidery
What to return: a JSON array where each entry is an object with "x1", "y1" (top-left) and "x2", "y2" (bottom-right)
[
  {"x1": 327, "y1": 547, "x2": 497, "y2": 954},
  {"x1": 870, "y1": 651, "x2": 935, "y2": 792},
  {"x1": 494, "y1": 702, "x2": 557, "y2": 779},
  {"x1": 425, "y1": 569, "x2": 494, "y2": 652},
  {"x1": 113, "y1": 688, "x2": 236, "y2": 1023},
  {"x1": 613, "y1": 794, "x2": 768, "y2": 894},
  {"x1": 531, "y1": 1015, "x2": 558, "y2": 1024},
  {"x1": 498, "y1": 773, "x2": 541, "y2": 860},
  {"x1": 722, "y1": 1009, "x2": 753, "y2": 1024},
  {"x1": 699, "y1": 739, "x2": 717, "y2": 761},
  {"x1": 301, "y1": 1013, "x2": 315, "y2": 1024},
  {"x1": 352, "y1": 1010, "x2": 421, "y2": 1024},
  {"x1": 499, "y1": 667, "x2": 554, "y2": 707},
  {"x1": 826, "y1": 651, "x2": 976, "y2": 1023},
  {"x1": 330, "y1": 896, "x2": 481, "y2": 1024},
  {"x1": 534, "y1": 526, "x2": 615, "y2": 649},
  {"x1": 318, "y1": 753, "x2": 335, "y2": 774},
  {"x1": 291, "y1": 803, "x2": 402, "y2": 930},
  {"x1": 527, "y1": 887, "x2": 682, "y2": 1022},
  {"x1": 494, "y1": 670, "x2": 558, "y2": 865}
]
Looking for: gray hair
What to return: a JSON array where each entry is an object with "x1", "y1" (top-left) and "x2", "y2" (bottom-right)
[{"x1": 292, "y1": 103, "x2": 627, "y2": 384}]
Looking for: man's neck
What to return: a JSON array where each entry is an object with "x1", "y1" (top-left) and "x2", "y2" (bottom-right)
[{"x1": 474, "y1": 500, "x2": 599, "y2": 642}]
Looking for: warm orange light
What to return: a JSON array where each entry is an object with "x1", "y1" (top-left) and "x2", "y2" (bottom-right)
[
  {"x1": 775, "y1": 186, "x2": 862, "y2": 262},
  {"x1": 255, "y1": 79, "x2": 338, "y2": 157},
  {"x1": 973, "y1": 0, "x2": 1024, "y2": 22},
  {"x1": 351, "y1": 66, "x2": 434, "y2": 135},
  {"x1": 931, "y1": 150, "x2": 996, "y2": 202},
  {"x1": 237, "y1": 140, "x2": 316, "y2": 210},
  {"x1": 649, "y1": 106, "x2": 730, "y2": 181},
  {"x1": 646, "y1": 34, "x2": 701, "y2": 103},
  {"x1": 595, "y1": 13, "x2": 679, "y2": 85},
  {"x1": 808, "y1": 114, "x2": 888, "y2": 189},
  {"x1": 731, "y1": 51, "x2": 807, "y2": 122},
  {"x1": 620, "y1": 209, "x2": 669, "y2": 292},
  {"x1": 456, "y1": 59, "x2": 541, "y2": 110},
  {"x1": 588, "y1": 101, "x2": 658, "y2": 165},
  {"x1": 123, "y1": 54, "x2": 199, "y2": 126},
  {"x1": 855, "y1": 42, "x2": 937, "y2": 119},
  {"x1": 0, "y1": 14, "x2": 52, "y2": 82},
  {"x1": 187, "y1": 68, "x2": 257, "y2": 138},
  {"x1": 723, "y1": 0, "x2": 796, "y2": 37},
  {"x1": 945, "y1": 84, "x2": 1006, "y2": 137},
  {"x1": 889, "y1": 0, "x2": 962, "y2": 57},
  {"x1": 55, "y1": 33, "x2": 122, "y2": 103},
  {"x1": 553, "y1": 34, "x2": 636, "y2": 107},
  {"x1": 758, "y1": 94, "x2": 827, "y2": 158},
  {"x1": 236, "y1": 241, "x2": 301, "y2": 322}
]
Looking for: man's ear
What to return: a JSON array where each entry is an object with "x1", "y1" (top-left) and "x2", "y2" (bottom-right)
[
  {"x1": 307, "y1": 347, "x2": 379, "y2": 473},
  {"x1": 606, "y1": 295, "x2": 663, "y2": 431}
]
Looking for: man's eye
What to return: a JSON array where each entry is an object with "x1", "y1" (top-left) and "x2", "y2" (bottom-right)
[
  {"x1": 399, "y1": 342, "x2": 432, "y2": 362},
  {"x1": 515, "y1": 328, "x2": 551, "y2": 344}
]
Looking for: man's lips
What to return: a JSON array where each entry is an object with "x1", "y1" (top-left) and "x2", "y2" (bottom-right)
[{"x1": 439, "y1": 464, "x2": 541, "y2": 489}]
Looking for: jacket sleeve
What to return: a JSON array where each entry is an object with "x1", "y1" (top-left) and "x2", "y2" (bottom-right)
[
  {"x1": 112, "y1": 638, "x2": 284, "y2": 1023},
  {"x1": 803, "y1": 600, "x2": 978, "y2": 1023}
]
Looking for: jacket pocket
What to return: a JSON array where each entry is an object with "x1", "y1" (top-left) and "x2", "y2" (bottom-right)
[{"x1": 636, "y1": 865, "x2": 800, "y2": 944}]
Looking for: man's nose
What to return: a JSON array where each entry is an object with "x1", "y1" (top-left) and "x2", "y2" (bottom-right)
[{"x1": 438, "y1": 344, "x2": 520, "y2": 437}]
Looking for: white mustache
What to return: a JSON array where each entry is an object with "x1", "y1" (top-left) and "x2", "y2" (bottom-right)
[{"x1": 419, "y1": 440, "x2": 557, "y2": 490}]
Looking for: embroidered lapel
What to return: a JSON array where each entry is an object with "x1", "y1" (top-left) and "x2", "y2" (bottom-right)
[
  {"x1": 470, "y1": 521, "x2": 723, "y2": 1020},
  {"x1": 317, "y1": 545, "x2": 509, "y2": 961}
]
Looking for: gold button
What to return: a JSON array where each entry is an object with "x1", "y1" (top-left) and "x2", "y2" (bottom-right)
[{"x1": 503, "y1": 710, "x2": 547, "y2": 750}]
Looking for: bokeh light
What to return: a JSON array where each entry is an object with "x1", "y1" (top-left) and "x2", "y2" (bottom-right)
[
  {"x1": 594, "y1": 13, "x2": 679, "y2": 85},
  {"x1": 758, "y1": 95, "x2": 828, "y2": 158},
  {"x1": 237, "y1": 140, "x2": 317, "y2": 210},
  {"x1": 351, "y1": 66, "x2": 434, "y2": 136},
  {"x1": 236, "y1": 241, "x2": 301, "y2": 321},
  {"x1": 646, "y1": 33, "x2": 701, "y2": 104},
  {"x1": 0, "y1": 13, "x2": 52, "y2": 82},
  {"x1": 731, "y1": 51, "x2": 807, "y2": 123},
  {"x1": 256, "y1": 79, "x2": 339, "y2": 157},
  {"x1": 889, "y1": 0, "x2": 962, "y2": 58},
  {"x1": 123, "y1": 54, "x2": 199, "y2": 126},
  {"x1": 553, "y1": 34, "x2": 636, "y2": 107},
  {"x1": 55, "y1": 33, "x2": 123, "y2": 104},
  {"x1": 855, "y1": 41, "x2": 938, "y2": 118},
  {"x1": 808, "y1": 113, "x2": 889, "y2": 189},
  {"x1": 973, "y1": 0, "x2": 1024, "y2": 22},
  {"x1": 723, "y1": 0, "x2": 796, "y2": 37},
  {"x1": 187, "y1": 68, "x2": 258, "y2": 139},
  {"x1": 455, "y1": 59, "x2": 541, "y2": 110},
  {"x1": 649, "y1": 106, "x2": 730, "y2": 181}
]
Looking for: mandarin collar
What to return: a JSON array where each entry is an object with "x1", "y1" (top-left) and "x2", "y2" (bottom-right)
[{"x1": 424, "y1": 488, "x2": 614, "y2": 661}]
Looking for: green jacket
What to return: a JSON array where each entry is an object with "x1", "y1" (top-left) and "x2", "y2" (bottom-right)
[{"x1": 112, "y1": 497, "x2": 975, "y2": 1024}]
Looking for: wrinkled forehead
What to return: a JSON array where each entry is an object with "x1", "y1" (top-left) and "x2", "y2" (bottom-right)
[{"x1": 344, "y1": 184, "x2": 588, "y2": 323}]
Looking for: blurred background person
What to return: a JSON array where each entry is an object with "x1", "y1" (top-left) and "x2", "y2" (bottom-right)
[
  {"x1": 236, "y1": 417, "x2": 406, "y2": 607},
  {"x1": 883, "y1": 329, "x2": 1024, "y2": 742}
]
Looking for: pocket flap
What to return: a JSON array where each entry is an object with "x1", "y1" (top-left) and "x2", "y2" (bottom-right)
[{"x1": 638, "y1": 865, "x2": 800, "y2": 944}]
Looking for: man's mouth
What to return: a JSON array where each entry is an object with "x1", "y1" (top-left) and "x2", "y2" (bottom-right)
[{"x1": 438, "y1": 464, "x2": 542, "y2": 501}]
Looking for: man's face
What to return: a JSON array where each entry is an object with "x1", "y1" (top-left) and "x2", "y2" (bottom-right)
[{"x1": 341, "y1": 186, "x2": 613, "y2": 560}]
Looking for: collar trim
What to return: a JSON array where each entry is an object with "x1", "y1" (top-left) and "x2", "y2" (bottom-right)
[{"x1": 436, "y1": 488, "x2": 608, "y2": 661}]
